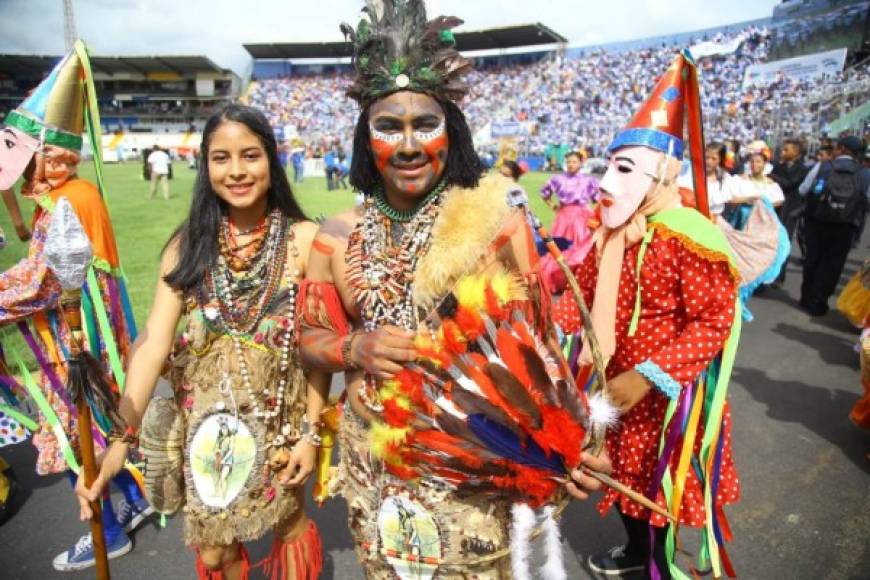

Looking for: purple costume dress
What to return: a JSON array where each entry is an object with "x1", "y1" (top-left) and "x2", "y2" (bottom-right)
[{"x1": 539, "y1": 172, "x2": 599, "y2": 293}]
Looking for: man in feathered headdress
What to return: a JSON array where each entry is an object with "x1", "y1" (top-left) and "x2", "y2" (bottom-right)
[
  {"x1": 0, "y1": 41, "x2": 151, "y2": 572},
  {"x1": 555, "y1": 52, "x2": 742, "y2": 579},
  {"x1": 298, "y1": 1, "x2": 610, "y2": 577}
]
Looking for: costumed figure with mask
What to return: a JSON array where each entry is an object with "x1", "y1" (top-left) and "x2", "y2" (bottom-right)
[
  {"x1": 299, "y1": 2, "x2": 612, "y2": 578},
  {"x1": 554, "y1": 52, "x2": 742, "y2": 579},
  {"x1": 0, "y1": 42, "x2": 151, "y2": 570},
  {"x1": 538, "y1": 150, "x2": 599, "y2": 294},
  {"x1": 0, "y1": 215, "x2": 30, "y2": 525}
]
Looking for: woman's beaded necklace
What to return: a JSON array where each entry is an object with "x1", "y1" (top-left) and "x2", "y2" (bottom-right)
[
  {"x1": 206, "y1": 209, "x2": 288, "y2": 336},
  {"x1": 201, "y1": 209, "x2": 301, "y2": 437}
]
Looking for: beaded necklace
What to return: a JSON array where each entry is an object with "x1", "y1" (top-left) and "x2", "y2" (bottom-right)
[
  {"x1": 346, "y1": 181, "x2": 447, "y2": 413},
  {"x1": 372, "y1": 180, "x2": 447, "y2": 222},
  {"x1": 205, "y1": 209, "x2": 288, "y2": 336},
  {"x1": 200, "y1": 209, "x2": 301, "y2": 439},
  {"x1": 346, "y1": 180, "x2": 445, "y2": 332}
]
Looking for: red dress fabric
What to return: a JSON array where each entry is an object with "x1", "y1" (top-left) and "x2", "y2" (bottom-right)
[{"x1": 554, "y1": 229, "x2": 741, "y2": 527}]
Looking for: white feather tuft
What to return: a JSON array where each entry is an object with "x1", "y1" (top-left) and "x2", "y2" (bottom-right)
[
  {"x1": 510, "y1": 503, "x2": 535, "y2": 580},
  {"x1": 541, "y1": 505, "x2": 567, "y2": 580},
  {"x1": 588, "y1": 391, "x2": 620, "y2": 431}
]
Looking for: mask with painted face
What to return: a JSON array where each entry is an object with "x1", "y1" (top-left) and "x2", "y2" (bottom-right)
[
  {"x1": 21, "y1": 145, "x2": 80, "y2": 198},
  {"x1": 0, "y1": 126, "x2": 40, "y2": 190},
  {"x1": 598, "y1": 146, "x2": 668, "y2": 229}
]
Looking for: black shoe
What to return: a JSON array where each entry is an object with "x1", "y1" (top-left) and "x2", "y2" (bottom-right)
[
  {"x1": 799, "y1": 300, "x2": 828, "y2": 316},
  {"x1": 588, "y1": 545, "x2": 645, "y2": 576}
]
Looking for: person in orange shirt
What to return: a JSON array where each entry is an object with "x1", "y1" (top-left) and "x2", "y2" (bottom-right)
[{"x1": 0, "y1": 42, "x2": 151, "y2": 572}]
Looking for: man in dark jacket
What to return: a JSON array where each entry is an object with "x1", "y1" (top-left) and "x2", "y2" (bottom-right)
[
  {"x1": 800, "y1": 135, "x2": 870, "y2": 315},
  {"x1": 770, "y1": 138, "x2": 809, "y2": 283}
]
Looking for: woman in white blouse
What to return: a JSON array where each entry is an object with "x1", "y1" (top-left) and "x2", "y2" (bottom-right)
[
  {"x1": 731, "y1": 149, "x2": 785, "y2": 208},
  {"x1": 712, "y1": 142, "x2": 790, "y2": 320},
  {"x1": 704, "y1": 142, "x2": 740, "y2": 215}
]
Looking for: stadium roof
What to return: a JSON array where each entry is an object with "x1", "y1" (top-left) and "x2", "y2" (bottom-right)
[
  {"x1": 0, "y1": 54, "x2": 227, "y2": 79},
  {"x1": 244, "y1": 23, "x2": 567, "y2": 59}
]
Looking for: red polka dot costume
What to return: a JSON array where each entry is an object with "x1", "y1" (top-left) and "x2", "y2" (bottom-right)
[{"x1": 555, "y1": 227, "x2": 741, "y2": 528}]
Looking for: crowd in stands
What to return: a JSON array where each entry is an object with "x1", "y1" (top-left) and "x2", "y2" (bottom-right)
[
  {"x1": 246, "y1": 24, "x2": 870, "y2": 160},
  {"x1": 768, "y1": 1, "x2": 869, "y2": 60}
]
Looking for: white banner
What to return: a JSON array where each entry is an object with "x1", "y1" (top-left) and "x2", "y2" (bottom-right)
[
  {"x1": 689, "y1": 34, "x2": 745, "y2": 59},
  {"x1": 743, "y1": 48, "x2": 847, "y2": 88}
]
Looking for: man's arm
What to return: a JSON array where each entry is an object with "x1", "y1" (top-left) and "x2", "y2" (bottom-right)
[{"x1": 298, "y1": 225, "x2": 353, "y2": 373}]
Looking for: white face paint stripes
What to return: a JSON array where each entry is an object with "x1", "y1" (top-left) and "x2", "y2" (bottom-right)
[
  {"x1": 369, "y1": 125, "x2": 403, "y2": 143},
  {"x1": 369, "y1": 119, "x2": 445, "y2": 144},
  {"x1": 413, "y1": 120, "x2": 445, "y2": 142}
]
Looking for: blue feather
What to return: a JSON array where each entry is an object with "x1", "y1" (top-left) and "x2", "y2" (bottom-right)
[
  {"x1": 535, "y1": 236, "x2": 572, "y2": 256},
  {"x1": 467, "y1": 413, "x2": 564, "y2": 474}
]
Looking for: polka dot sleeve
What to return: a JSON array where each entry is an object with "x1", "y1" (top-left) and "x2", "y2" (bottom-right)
[
  {"x1": 644, "y1": 246, "x2": 737, "y2": 386},
  {"x1": 553, "y1": 250, "x2": 597, "y2": 334}
]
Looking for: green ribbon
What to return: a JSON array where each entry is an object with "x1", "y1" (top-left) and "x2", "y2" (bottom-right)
[
  {"x1": 8, "y1": 339, "x2": 79, "y2": 473},
  {"x1": 0, "y1": 403, "x2": 38, "y2": 432},
  {"x1": 80, "y1": 282, "x2": 100, "y2": 360},
  {"x1": 86, "y1": 267, "x2": 126, "y2": 392},
  {"x1": 628, "y1": 228, "x2": 656, "y2": 337},
  {"x1": 73, "y1": 41, "x2": 108, "y2": 206},
  {"x1": 3, "y1": 110, "x2": 83, "y2": 151}
]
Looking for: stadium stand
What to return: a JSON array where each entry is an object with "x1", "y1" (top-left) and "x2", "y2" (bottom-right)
[
  {"x1": 0, "y1": 53, "x2": 239, "y2": 160},
  {"x1": 0, "y1": 2, "x2": 867, "y2": 166},
  {"x1": 243, "y1": 15, "x2": 870, "y2": 165}
]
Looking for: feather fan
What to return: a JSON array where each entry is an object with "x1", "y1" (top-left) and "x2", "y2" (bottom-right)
[{"x1": 369, "y1": 269, "x2": 607, "y2": 506}]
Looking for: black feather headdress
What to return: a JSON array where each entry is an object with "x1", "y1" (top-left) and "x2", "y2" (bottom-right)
[{"x1": 341, "y1": 0, "x2": 473, "y2": 106}]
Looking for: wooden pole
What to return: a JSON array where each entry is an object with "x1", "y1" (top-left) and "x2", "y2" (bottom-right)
[
  {"x1": 77, "y1": 400, "x2": 111, "y2": 580},
  {"x1": 62, "y1": 291, "x2": 111, "y2": 580}
]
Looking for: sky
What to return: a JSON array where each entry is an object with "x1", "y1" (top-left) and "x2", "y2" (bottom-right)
[{"x1": 0, "y1": 0, "x2": 780, "y2": 75}]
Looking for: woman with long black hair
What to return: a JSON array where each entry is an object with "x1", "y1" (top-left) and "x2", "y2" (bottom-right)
[{"x1": 75, "y1": 104, "x2": 327, "y2": 579}]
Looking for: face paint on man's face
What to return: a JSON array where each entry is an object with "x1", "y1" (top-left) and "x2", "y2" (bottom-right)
[
  {"x1": 0, "y1": 126, "x2": 39, "y2": 190},
  {"x1": 598, "y1": 146, "x2": 664, "y2": 228},
  {"x1": 418, "y1": 120, "x2": 448, "y2": 177},
  {"x1": 369, "y1": 126, "x2": 402, "y2": 174},
  {"x1": 368, "y1": 91, "x2": 448, "y2": 202}
]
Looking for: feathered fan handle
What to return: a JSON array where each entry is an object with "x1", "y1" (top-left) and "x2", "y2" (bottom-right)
[
  {"x1": 59, "y1": 291, "x2": 125, "y2": 435},
  {"x1": 564, "y1": 469, "x2": 675, "y2": 522},
  {"x1": 519, "y1": 205, "x2": 611, "y2": 454}
]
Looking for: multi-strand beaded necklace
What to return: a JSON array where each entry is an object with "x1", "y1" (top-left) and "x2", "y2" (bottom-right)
[
  {"x1": 346, "y1": 181, "x2": 448, "y2": 413},
  {"x1": 201, "y1": 208, "x2": 299, "y2": 438},
  {"x1": 346, "y1": 180, "x2": 447, "y2": 332}
]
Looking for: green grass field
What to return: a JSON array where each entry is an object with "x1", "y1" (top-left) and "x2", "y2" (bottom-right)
[{"x1": 0, "y1": 161, "x2": 555, "y2": 327}]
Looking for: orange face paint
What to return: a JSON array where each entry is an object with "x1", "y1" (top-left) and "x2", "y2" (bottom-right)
[
  {"x1": 421, "y1": 133, "x2": 448, "y2": 177},
  {"x1": 370, "y1": 138, "x2": 400, "y2": 174}
]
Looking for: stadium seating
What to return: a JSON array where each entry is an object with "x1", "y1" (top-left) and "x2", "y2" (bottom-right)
[{"x1": 245, "y1": 25, "x2": 870, "y2": 157}]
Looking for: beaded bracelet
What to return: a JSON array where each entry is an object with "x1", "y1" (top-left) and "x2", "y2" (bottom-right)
[
  {"x1": 108, "y1": 425, "x2": 139, "y2": 448},
  {"x1": 300, "y1": 417, "x2": 324, "y2": 447},
  {"x1": 341, "y1": 332, "x2": 360, "y2": 370},
  {"x1": 300, "y1": 431, "x2": 323, "y2": 447}
]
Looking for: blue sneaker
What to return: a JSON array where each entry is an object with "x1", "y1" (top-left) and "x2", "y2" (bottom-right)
[
  {"x1": 116, "y1": 498, "x2": 155, "y2": 533},
  {"x1": 52, "y1": 532, "x2": 132, "y2": 572}
]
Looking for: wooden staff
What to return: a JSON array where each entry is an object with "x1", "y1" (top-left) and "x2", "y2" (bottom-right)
[
  {"x1": 522, "y1": 207, "x2": 611, "y2": 451},
  {"x1": 522, "y1": 206, "x2": 675, "y2": 522},
  {"x1": 60, "y1": 290, "x2": 110, "y2": 580}
]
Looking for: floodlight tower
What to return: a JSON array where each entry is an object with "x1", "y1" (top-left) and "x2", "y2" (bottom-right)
[{"x1": 63, "y1": 0, "x2": 77, "y2": 51}]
